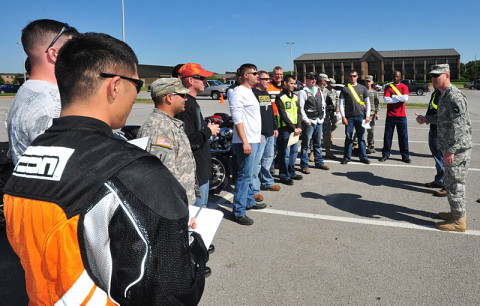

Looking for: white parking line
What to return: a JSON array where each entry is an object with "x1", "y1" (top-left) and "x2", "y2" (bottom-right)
[{"x1": 215, "y1": 188, "x2": 480, "y2": 236}]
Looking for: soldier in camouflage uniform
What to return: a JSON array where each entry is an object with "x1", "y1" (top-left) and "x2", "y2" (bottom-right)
[
  {"x1": 322, "y1": 77, "x2": 338, "y2": 159},
  {"x1": 138, "y1": 78, "x2": 197, "y2": 205},
  {"x1": 365, "y1": 75, "x2": 380, "y2": 153},
  {"x1": 428, "y1": 64, "x2": 472, "y2": 232}
]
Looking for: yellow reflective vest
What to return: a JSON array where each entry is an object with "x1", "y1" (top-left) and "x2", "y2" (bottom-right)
[{"x1": 278, "y1": 93, "x2": 299, "y2": 128}]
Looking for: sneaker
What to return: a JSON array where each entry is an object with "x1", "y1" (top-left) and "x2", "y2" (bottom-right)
[
  {"x1": 280, "y1": 178, "x2": 294, "y2": 185},
  {"x1": 379, "y1": 156, "x2": 388, "y2": 162},
  {"x1": 366, "y1": 147, "x2": 375, "y2": 154},
  {"x1": 233, "y1": 215, "x2": 254, "y2": 225},
  {"x1": 261, "y1": 184, "x2": 281, "y2": 191},
  {"x1": 434, "y1": 188, "x2": 447, "y2": 197},
  {"x1": 253, "y1": 194, "x2": 264, "y2": 202},
  {"x1": 359, "y1": 159, "x2": 371, "y2": 164},
  {"x1": 315, "y1": 164, "x2": 330, "y2": 170},
  {"x1": 292, "y1": 174, "x2": 303, "y2": 180},
  {"x1": 340, "y1": 159, "x2": 350, "y2": 164},
  {"x1": 301, "y1": 168, "x2": 310, "y2": 174},
  {"x1": 247, "y1": 203, "x2": 267, "y2": 210}
]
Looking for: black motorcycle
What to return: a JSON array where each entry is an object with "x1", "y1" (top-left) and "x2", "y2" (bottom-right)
[
  {"x1": 115, "y1": 113, "x2": 234, "y2": 195},
  {"x1": 205, "y1": 113, "x2": 233, "y2": 194}
]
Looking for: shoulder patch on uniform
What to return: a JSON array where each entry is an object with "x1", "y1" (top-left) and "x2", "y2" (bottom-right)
[{"x1": 155, "y1": 137, "x2": 172, "y2": 148}]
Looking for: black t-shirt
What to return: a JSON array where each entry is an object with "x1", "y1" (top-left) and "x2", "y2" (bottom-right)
[
  {"x1": 252, "y1": 87, "x2": 277, "y2": 137},
  {"x1": 175, "y1": 95, "x2": 212, "y2": 185}
]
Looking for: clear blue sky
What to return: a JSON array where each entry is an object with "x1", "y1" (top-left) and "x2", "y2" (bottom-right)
[{"x1": 1, "y1": 0, "x2": 479, "y2": 75}]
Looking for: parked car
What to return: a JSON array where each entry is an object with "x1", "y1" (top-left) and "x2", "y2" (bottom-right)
[
  {"x1": 464, "y1": 80, "x2": 480, "y2": 90},
  {"x1": 0, "y1": 84, "x2": 21, "y2": 94},
  {"x1": 198, "y1": 80, "x2": 229, "y2": 99},
  {"x1": 400, "y1": 79, "x2": 430, "y2": 95},
  {"x1": 225, "y1": 80, "x2": 236, "y2": 86},
  {"x1": 374, "y1": 84, "x2": 382, "y2": 91}
]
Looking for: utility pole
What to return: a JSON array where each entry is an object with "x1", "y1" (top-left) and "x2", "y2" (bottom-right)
[
  {"x1": 286, "y1": 42, "x2": 295, "y2": 76},
  {"x1": 122, "y1": 0, "x2": 125, "y2": 42},
  {"x1": 17, "y1": 42, "x2": 26, "y2": 83}
]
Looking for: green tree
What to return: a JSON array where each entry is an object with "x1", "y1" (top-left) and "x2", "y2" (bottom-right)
[
  {"x1": 13, "y1": 73, "x2": 25, "y2": 85},
  {"x1": 0, "y1": 75, "x2": 4, "y2": 85},
  {"x1": 461, "y1": 60, "x2": 480, "y2": 81},
  {"x1": 208, "y1": 74, "x2": 218, "y2": 80}
]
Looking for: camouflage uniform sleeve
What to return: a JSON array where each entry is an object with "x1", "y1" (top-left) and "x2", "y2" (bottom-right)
[
  {"x1": 374, "y1": 92, "x2": 380, "y2": 114},
  {"x1": 448, "y1": 91, "x2": 469, "y2": 153}
]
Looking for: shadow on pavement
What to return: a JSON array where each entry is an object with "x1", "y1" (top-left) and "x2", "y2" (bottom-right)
[
  {"x1": 331, "y1": 171, "x2": 434, "y2": 195},
  {"x1": 301, "y1": 191, "x2": 437, "y2": 226}
]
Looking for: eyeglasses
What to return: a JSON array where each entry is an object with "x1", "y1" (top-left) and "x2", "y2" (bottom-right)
[
  {"x1": 247, "y1": 72, "x2": 258, "y2": 76},
  {"x1": 350, "y1": 75, "x2": 358, "y2": 78},
  {"x1": 260, "y1": 78, "x2": 270, "y2": 81},
  {"x1": 45, "y1": 23, "x2": 74, "y2": 53},
  {"x1": 430, "y1": 73, "x2": 443, "y2": 78},
  {"x1": 162, "y1": 92, "x2": 188, "y2": 99},
  {"x1": 187, "y1": 75, "x2": 206, "y2": 81},
  {"x1": 99, "y1": 72, "x2": 144, "y2": 93}
]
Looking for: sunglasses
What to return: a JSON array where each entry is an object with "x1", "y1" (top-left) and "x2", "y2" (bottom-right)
[
  {"x1": 260, "y1": 77, "x2": 271, "y2": 81},
  {"x1": 350, "y1": 75, "x2": 358, "y2": 78},
  {"x1": 187, "y1": 75, "x2": 206, "y2": 81},
  {"x1": 162, "y1": 92, "x2": 188, "y2": 99},
  {"x1": 430, "y1": 73, "x2": 443, "y2": 78},
  {"x1": 45, "y1": 23, "x2": 74, "y2": 53},
  {"x1": 99, "y1": 72, "x2": 144, "y2": 93},
  {"x1": 247, "y1": 72, "x2": 258, "y2": 76},
  {"x1": 306, "y1": 76, "x2": 316, "y2": 80}
]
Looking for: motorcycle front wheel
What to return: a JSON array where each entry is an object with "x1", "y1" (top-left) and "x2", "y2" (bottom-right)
[{"x1": 210, "y1": 155, "x2": 231, "y2": 194}]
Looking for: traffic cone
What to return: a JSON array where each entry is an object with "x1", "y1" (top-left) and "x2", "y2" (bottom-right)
[{"x1": 220, "y1": 94, "x2": 224, "y2": 104}]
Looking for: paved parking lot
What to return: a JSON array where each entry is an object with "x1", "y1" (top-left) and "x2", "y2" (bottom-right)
[{"x1": 0, "y1": 89, "x2": 479, "y2": 304}]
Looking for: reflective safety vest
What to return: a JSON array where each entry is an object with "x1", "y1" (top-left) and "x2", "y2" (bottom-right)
[
  {"x1": 278, "y1": 93, "x2": 298, "y2": 128},
  {"x1": 431, "y1": 91, "x2": 438, "y2": 109}
]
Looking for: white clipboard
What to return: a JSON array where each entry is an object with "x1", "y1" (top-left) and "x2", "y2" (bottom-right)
[{"x1": 189, "y1": 206, "x2": 223, "y2": 247}]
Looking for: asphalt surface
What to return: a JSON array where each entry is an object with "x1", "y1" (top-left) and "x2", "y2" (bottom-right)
[{"x1": 0, "y1": 88, "x2": 479, "y2": 305}]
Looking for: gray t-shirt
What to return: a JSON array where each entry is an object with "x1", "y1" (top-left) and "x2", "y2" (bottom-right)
[
  {"x1": 6, "y1": 80, "x2": 61, "y2": 164},
  {"x1": 340, "y1": 84, "x2": 368, "y2": 117}
]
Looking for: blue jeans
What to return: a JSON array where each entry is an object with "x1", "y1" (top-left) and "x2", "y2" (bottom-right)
[
  {"x1": 428, "y1": 127, "x2": 444, "y2": 186},
  {"x1": 194, "y1": 181, "x2": 210, "y2": 207},
  {"x1": 344, "y1": 115, "x2": 367, "y2": 160},
  {"x1": 382, "y1": 116, "x2": 409, "y2": 159},
  {"x1": 255, "y1": 134, "x2": 275, "y2": 189},
  {"x1": 232, "y1": 142, "x2": 261, "y2": 217},
  {"x1": 300, "y1": 122, "x2": 324, "y2": 169},
  {"x1": 277, "y1": 127, "x2": 299, "y2": 180}
]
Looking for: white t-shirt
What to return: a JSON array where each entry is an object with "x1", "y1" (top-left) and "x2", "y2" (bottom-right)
[
  {"x1": 6, "y1": 80, "x2": 61, "y2": 164},
  {"x1": 229, "y1": 85, "x2": 261, "y2": 144}
]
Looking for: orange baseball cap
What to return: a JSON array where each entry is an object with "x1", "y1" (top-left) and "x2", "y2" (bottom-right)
[{"x1": 178, "y1": 63, "x2": 213, "y2": 78}]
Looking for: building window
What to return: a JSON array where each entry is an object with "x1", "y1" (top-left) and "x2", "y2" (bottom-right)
[
  {"x1": 315, "y1": 62, "x2": 323, "y2": 73},
  {"x1": 305, "y1": 63, "x2": 313, "y2": 73},
  {"x1": 384, "y1": 60, "x2": 392, "y2": 81},
  {"x1": 368, "y1": 62, "x2": 379, "y2": 80},
  {"x1": 404, "y1": 60, "x2": 414, "y2": 79},
  {"x1": 353, "y1": 61, "x2": 361, "y2": 74},
  {"x1": 449, "y1": 58, "x2": 458, "y2": 79},
  {"x1": 415, "y1": 60, "x2": 425, "y2": 81},
  {"x1": 324, "y1": 62, "x2": 332, "y2": 77}
]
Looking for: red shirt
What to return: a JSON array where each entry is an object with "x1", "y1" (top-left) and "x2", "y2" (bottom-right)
[{"x1": 384, "y1": 82, "x2": 409, "y2": 117}]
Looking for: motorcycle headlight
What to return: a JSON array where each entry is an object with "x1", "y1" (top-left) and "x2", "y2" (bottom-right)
[{"x1": 220, "y1": 127, "x2": 232, "y2": 138}]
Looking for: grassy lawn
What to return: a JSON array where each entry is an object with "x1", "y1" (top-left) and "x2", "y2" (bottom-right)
[{"x1": 0, "y1": 93, "x2": 16, "y2": 97}]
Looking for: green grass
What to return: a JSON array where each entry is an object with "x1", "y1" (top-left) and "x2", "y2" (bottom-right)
[
  {"x1": 380, "y1": 102, "x2": 429, "y2": 108},
  {"x1": 0, "y1": 93, "x2": 16, "y2": 97},
  {"x1": 135, "y1": 98, "x2": 153, "y2": 103}
]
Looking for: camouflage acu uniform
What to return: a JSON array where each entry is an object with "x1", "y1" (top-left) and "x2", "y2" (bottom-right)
[
  {"x1": 437, "y1": 85, "x2": 472, "y2": 217},
  {"x1": 138, "y1": 108, "x2": 197, "y2": 205},
  {"x1": 322, "y1": 87, "x2": 338, "y2": 150},
  {"x1": 366, "y1": 88, "x2": 380, "y2": 148}
]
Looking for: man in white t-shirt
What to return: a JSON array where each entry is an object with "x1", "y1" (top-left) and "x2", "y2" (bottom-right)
[
  {"x1": 229, "y1": 63, "x2": 265, "y2": 225},
  {"x1": 6, "y1": 19, "x2": 79, "y2": 164}
]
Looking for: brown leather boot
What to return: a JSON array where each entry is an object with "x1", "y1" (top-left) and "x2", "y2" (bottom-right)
[{"x1": 435, "y1": 215, "x2": 467, "y2": 232}]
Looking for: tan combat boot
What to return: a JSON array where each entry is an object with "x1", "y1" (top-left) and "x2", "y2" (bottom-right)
[
  {"x1": 437, "y1": 211, "x2": 454, "y2": 220},
  {"x1": 435, "y1": 215, "x2": 467, "y2": 232},
  {"x1": 309, "y1": 150, "x2": 314, "y2": 162}
]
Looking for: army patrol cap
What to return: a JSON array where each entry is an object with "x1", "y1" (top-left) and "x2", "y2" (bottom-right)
[
  {"x1": 327, "y1": 78, "x2": 336, "y2": 85},
  {"x1": 306, "y1": 72, "x2": 316, "y2": 79},
  {"x1": 318, "y1": 73, "x2": 329, "y2": 81},
  {"x1": 150, "y1": 78, "x2": 190, "y2": 98},
  {"x1": 365, "y1": 75, "x2": 374, "y2": 82},
  {"x1": 429, "y1": 64, "x2": 450, "y2": 75}
]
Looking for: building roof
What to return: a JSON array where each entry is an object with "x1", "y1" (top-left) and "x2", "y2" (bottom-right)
[{"x1": 295, "y1": 48, "x2": 460, "y2": 61}]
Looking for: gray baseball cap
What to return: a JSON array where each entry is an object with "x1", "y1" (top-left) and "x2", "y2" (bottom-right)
[
  {"x1": 365, "y1": 75, "x2": 374, "y2": 82},
  {"x1": 327, "y1": 78, "x2": 336, "y2": 85},
  {"x1": 429, "y1": 64, "x2": 450, "y2": 75},
  {"x1": 318, "y1": 73, "x2": 329, "y2": 81},
  {"x1": 150, "y1": 78, "x2": 190, "y2": 98}
]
